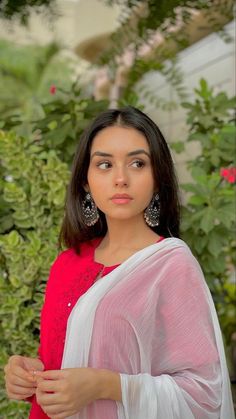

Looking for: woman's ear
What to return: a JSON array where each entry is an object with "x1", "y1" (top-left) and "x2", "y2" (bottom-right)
[{"x1": 83, "y1": 184, "x2": 90, "y2": 193}]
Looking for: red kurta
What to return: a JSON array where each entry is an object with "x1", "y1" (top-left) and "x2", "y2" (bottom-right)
[{"x1": 29, "y1": 237, "x2": 164, "y2": 418}]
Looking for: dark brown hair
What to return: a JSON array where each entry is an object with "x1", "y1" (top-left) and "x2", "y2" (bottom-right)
[{"x1": 59, "y1": 106, "x2": 181, "y2": 253}]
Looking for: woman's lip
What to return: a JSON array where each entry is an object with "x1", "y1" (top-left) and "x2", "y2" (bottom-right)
[
  {"x1": 111, "y1": 198, "x2": 133, "y2": 204},
  {"x1": 111, "y1": 195, "x2": 132, "y2": 199}
]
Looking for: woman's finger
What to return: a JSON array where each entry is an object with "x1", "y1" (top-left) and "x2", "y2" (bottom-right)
[
  {"x1": 6, "y1": 383, "x2": 36, "y2": 395},
  {"x1": 36, "y1": 388, "x2": 60, "y2": 407},
  {"x1": 6, "y1": 372, "x2": 37, "y2": 388},
  {"x1": 7, "y1": 381, "x2": 36, "y2": 394},
  {"x1": 35, "y1": 369, "x2": 66, "y2": 380},
  {"x1": 36, "y1": 378, "x2": 61, "y2": 393},
  {"x1": 6, "y1": 386, "x2": 35, "y2": 399},
  {"x1": 9, "y1": 365, "x2": 35, "y2": 383}
]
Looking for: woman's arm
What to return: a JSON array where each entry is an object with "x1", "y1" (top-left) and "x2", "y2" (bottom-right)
[
  {"x1": 35, "y1": 367, "x2": 121, "y2": 418},
  {"x1": 98, "y1": 368, "x2": 122, "y2": 401}
]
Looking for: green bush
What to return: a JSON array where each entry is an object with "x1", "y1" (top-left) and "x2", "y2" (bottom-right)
[
  {"x1": 0, "y1": 130, "x2": 70, "y2": 417},
  {"x1": 0, "y1": 39, "x2": 71, "y2": 128},
  {"x1": 34, "y1": 86, "x2": 109, "y2": 164},
  {"x1": 172, "y1": 79, "x2": 236, "y2": 348},
  {"x1": 0, "y1": 82, "x2": 109, "y2": 415}
]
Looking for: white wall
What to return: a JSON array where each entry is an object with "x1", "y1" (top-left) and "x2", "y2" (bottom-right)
[
  {"x1": 0, "y1": 0, "x2": 120, "y2": 48},
  {"x1": 136, "y1": 21, "x2": 235, "y2": 183}
]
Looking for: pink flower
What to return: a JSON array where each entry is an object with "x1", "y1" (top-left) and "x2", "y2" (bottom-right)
[
  {"x1": 220, "y1": 168, "x2": 228, "y2": 178},
  {"x1": 49, "y1": 85, "x2": 56, "y2": 95},
  {"x1": 227, "y1": 175, "x2": 235, "y2": 183},
  {"x1": 220, "y1": 167, "x2": 236, "y2": 183}
]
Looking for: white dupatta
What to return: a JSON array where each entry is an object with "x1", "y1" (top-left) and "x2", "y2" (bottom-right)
[{"x1": 61, "y1": 238, "x2": 234, "y2": 419}]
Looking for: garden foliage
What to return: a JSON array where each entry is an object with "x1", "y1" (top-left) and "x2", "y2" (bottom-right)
[
  {"x1": 0, "y1": 130, "x2": 70, "y2": 417},
  {"x1": 172, "y1": 79, "x2": 236, "y2": 346},
  {"x1": 0, "y1": 86, "x2": 108, "y2": 416},
  {"x1": 0, "y1": 39, "x2": 73, "y2": 130}
]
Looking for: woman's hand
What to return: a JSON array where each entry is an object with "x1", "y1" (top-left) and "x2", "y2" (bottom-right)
[
  {"x1": 4, "y1": 355, "x2": 44, "y2": 400},
  {"x1": 35, "y1": 367, "x2": 104, "y2": 419}
]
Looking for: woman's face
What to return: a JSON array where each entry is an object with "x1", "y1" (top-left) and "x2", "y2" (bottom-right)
[{"x1": 87, "y1": 125, "x2": 155, "y2": 223}]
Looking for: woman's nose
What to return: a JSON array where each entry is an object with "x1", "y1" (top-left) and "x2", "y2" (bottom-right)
[{"x1": 114, "y1": 167, "x2": 129, "y2": 187}]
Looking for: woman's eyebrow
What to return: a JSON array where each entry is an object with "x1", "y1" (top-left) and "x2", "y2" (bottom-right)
[
  {"x1": 128, "y1": 149, "x2": 150, "y2": 158},
  {"x1": 91, "y1": 149, "x2": 150, "y2": 159},
  {"x1": 91, "y1": 151, "x2": 112, "y2": 159}
]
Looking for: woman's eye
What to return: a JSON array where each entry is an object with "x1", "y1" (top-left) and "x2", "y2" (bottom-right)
[
  {"x1": 131, "y1": 160, "x2": 145, "y2": 168},
  {"x1": 97, "y1": 161, "x2": 111, "y2": 169}
]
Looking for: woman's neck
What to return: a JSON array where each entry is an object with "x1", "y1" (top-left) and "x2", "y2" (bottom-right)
[
  {"x1": 99, "y1": 216, "x2": 160, "y2": 252},
  {"x1": 94, "y1": 217, "x2": 160, "y2": 266}
]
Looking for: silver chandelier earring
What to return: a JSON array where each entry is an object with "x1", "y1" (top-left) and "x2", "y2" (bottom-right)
[
  {"x1": 144, "y1": 193, "x2": 160, "y2": 227},
  {"x1": 81, "y1": 192, "x2": 99, "y2": 226}
]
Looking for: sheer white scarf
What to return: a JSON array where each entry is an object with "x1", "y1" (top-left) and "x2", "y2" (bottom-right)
[{"x1": 61, "y1": 238, "x2": 234, "y2": 419}]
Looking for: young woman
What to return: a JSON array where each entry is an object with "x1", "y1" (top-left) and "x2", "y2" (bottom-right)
[{"x1": 4, "y1": 107, "x2": 234, "y2": 419}]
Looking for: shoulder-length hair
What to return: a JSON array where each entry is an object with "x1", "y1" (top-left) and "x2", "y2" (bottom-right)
[{"x1": 59, "y1": 106, "x2": 181, "y2": 253}]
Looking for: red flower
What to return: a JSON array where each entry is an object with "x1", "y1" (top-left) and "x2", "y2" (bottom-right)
[
  {"x1": 49, "y1": 85, "x2": 56, "y2": 95},
  {"x1": 220, "y1": 168, "x2": 228, "y2": 177},
  {"x1": 220, "y1": 167, "x2": 236, "y2": 184}
]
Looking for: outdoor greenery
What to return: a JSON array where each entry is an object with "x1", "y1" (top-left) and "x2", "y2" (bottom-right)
[
  {"x1": 34, "y1": 86, "x2": 108, "y2": 164},
  {"x1": 0, "y1": 39, "x2": 75, "y2": 135},
  {"x1": 0, "y1": 0, "x2": 56, "y2": 24},
  {"x1": 101, "y1": 0, "x2": 234, "y2": 63},
  {"x1": 0, "y1": 130, "x2": 70, "y2": 417},
  {"x1": 97, "y1": 0, "x2": 234, "y2": 120},
  {"x1": 173, "y1": 79, "x2": 236, "y2": 347},
  {"x1": 0, "y1": 86, "x2": 108, "y2": 416}
]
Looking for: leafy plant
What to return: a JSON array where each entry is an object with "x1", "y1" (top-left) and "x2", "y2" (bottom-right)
[
  {"x1": 0, "y1": 79, "x2": 109, "y2": 415},
  {"x1": 0, "y1": 130, "x2": 70, "y2": 417},
  {"x1": 100, "y1": 0, "x2": 234, "y2": 67},
  {"x1": 0, "y1": 0, "x2": 56, "y2": 24},
  {"x1": 33, "y1": 84, "x2": 109, "y2": 164},
  {"x1": 99, "y1": 0, "x2": 234, "y2": 112},
  {"x1": 0, "y1": 39, "x2": 75, "y2": 134},
  {"x1": 172, "y1": 79, "x2": 236, "y2": 347}
]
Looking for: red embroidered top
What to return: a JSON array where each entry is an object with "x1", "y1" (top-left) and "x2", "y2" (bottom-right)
[{"x1": 29, "y1": 236, "x2": 164, "y2": 418}]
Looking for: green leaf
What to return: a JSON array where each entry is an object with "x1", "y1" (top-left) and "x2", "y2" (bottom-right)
[
  {"x1": 188, "y1": 195, "x2": 206, "y2": 206},
  {"x1": 14, "y1": 219, "x2": 33, "y2": 229},
  {"x1": 13, "y1": 211, "x2": 29, "y2": 221},
  {"x1": 207, "y1": 231, "x2": 225, "y2": 257},
  {"x1": 9, "y1": 275, "x2": 21, "y2": 288},
  {"x1": 7, "y1": 231, "x2": 21, "y2": 247},
  {"x1": 195, "y1": 78, "x2": 213, "y2": 100},
  {"x1": 170, "y1": 141, "x2": 185, "y2": 153},
  {"x1": 200, "y1": 207, "x2": 215, "y2": 233},
  {"x1": 217, "y1": 208, "x2": 235, "y2": 229},
  {"x1": 191, "y1": 166, "x2": 206, "y2": 179},
  {"x1": 48, "y1": 120, "x2": 58, "y2": 131},
  {"x1": 27, "y1": 232, "x2": 41, "y2": 252},
  {"x1": 210, "y1": 254, "x2": 226, "y2": 274},
  {"x1": 193, "y1": 234, "x2": 208, "y2": 253},
  {"x1": 0, "y1": 214, "x2": 14, "y2": 232}
]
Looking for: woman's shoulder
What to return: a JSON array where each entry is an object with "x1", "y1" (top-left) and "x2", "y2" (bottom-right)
[
  {"x1": 158, "y1": 237, "x2": 189, "y2": 253},
  {"x1": 51, "y1": 237, "x2": 101, "y2": 271},
  {"x1": 158, "y1": 237, "x2": 201, "y2": 268},
  {"x1": 156, "y1": 237, "x2": 205, "y2": 285}
]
